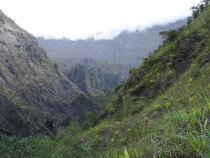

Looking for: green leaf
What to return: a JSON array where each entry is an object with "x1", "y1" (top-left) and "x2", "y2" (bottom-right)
[{"x1": 124, "y1": 148, "x2": 129, "y2": 158}]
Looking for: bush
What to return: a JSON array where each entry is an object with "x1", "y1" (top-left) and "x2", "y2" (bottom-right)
[{"x1": 159, "y1": 29, "x2": 179, "y2": 42}]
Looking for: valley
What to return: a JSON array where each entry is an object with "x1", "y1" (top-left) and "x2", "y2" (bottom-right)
[
  {"x1": 37, "y1": 20, "x2": 186, "y2": 100},
  {"x1": 1, "y1": 1, "x2": 210, "y2": 157}
]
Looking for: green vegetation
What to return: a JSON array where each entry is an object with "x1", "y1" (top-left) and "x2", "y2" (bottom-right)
[
  {"x1": 63, "y1": 58, "x2": 129, "y2": 99},
  {"x1": 2, "y1": 1, "x2": 210, "y2": 157}
]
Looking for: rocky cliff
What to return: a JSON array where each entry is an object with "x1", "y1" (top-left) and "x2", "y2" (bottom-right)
[
  {"x1": 66, "y1": 63, "x2": 107, "y2": 98},
  {"x1": 0, "y1": 11, "x2": 96, "y2": 137},
  {"x1": 65, "y1": 58, "x2": 130, "y2": 98}
]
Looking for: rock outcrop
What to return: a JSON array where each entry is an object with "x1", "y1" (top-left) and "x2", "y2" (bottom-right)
[
  {"x1": 0, "y1": 11, "x2": 97, "y2": 137},
  {"x1": 65, "y1": 58, "x2": 130, "y2": 98},
  {"x1": 66, "y1": 63, "x2": 107, "y2": 97}
]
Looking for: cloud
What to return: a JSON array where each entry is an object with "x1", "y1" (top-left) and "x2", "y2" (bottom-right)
[
  {"x1": 92, "y1": 30, "x2": 122, "y2": 40},
  {"x1": 0, "y1": 0, "x2": 201, "y2": 40}
]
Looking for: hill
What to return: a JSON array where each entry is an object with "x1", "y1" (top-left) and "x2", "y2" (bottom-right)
[{"x1": 0, "y1": 10, "x2": 96, "y2": 137}]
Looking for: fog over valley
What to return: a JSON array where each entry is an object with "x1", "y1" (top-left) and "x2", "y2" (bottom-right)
[
  {"x1": 37, "y1": 20, "x2": 187, "y2": 67},
  {"x1": 1, "y1": 0, "x2": 200, "y2": 40}
]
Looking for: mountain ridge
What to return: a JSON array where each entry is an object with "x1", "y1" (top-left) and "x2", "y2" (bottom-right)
[
  {"x1": 37, "y1": 19, "x2": 187, "y2": 67},
  {"x1": 64, "y1": 57, "x2": 130, "y2": 98},
  {"x1": 0, "y1": 10, "x2": 97, "y2": 137}
]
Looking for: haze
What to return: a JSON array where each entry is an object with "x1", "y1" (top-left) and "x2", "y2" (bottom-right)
[{"x1": 1, "y1": 0, "x2": 201, "y2": 40}]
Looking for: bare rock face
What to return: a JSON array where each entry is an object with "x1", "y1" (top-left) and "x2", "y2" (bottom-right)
[{"x1": 0, "y1": 11, "x2": 97, "y2": 137}]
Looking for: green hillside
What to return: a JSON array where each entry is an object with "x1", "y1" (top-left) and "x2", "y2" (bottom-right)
[{"x1": 1, "y1": 1, "x2": 210, "y2": 157}]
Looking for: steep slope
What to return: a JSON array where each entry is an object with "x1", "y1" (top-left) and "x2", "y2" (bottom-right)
[
  {"x1": 78, "y1": 58, "x2": 130, "y2": 85},
  {"x1": 66, "y1": 63, "x2": 106, "y2": 97},
  {"x1": 0, "y1": 10, "x2": 96, "y2": 137},
  {"x1": 88, "y1": 2, "x2": 210, "y2": 157},
  {"x1": 65, "y1": 58, "x2": 130, "y2": 98}
]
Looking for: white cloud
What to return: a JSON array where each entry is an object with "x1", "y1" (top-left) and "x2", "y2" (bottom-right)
[{"x1": 0, "y1": 0, "x2": 201, "y2": 40}]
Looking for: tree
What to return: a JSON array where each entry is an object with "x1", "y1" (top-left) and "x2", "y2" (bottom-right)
[
  {"x1": 159, "y1": 29, "x2": 178, "y2": 42},
  {"x1": 190, "y1": 6, "x2": 200, "y2": 19},
  {"x1": 189, "y1": 0, "x2": 210, "y2": 20}
]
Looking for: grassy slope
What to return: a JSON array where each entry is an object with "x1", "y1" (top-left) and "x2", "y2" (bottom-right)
[{"x1": 1, "y1": 2, "x2": 210, "y2": 158}]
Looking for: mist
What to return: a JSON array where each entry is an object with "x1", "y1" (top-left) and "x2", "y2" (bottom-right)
[{"x1": 1, "y1": 0, "x2": 201, "y2": 40}]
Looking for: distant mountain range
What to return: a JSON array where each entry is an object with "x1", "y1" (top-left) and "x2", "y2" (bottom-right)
[
  {"x1": 37, "y1": 19, "x2": 187, "y2": 67},
  {"x1": 36, "y1": 20, "x2": 187, "y2": 99}
]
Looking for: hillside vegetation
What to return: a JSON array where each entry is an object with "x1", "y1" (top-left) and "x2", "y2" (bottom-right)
[
  {"x1": 1, "y1": 1, "x2": 210, "y2": 157},
  {"x1": 62, "y1": 57, "x2": 131, "y2": 99}
]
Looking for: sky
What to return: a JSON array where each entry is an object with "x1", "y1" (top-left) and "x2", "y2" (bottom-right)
[{"x1": 1, "y1": 0, "x2": 201, "y2": 40}]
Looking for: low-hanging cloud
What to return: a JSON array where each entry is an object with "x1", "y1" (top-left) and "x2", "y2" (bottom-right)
[{"x1": 1, "y1": 0, "x2": 201, "y2": 40}]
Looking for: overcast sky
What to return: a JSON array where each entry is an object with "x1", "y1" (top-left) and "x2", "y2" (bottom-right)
[{"x1": 1, "y1": 0, "x2": 201, "y2": 40}]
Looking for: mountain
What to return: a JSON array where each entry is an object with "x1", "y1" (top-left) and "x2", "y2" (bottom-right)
[
  {"x1": 66, "y1": 63, "x2": 106, "y2": 98},
  {"x1": 37, "y1": 20, "x2": 187, "y2": 99},
  {"x1": 37, "y1": 20, "x2": 187, "y2": 67},
  {"x1": 0, "y1": 10, "x2": 97, "y2": 137},
  {"x1": 89, "y1": 2, "x2": 210, "y2": 157},
  {"x1": 2, "y1": 1, "x2": 210, "y2": 157},
  {"x1": 65, "y1": 57, "x2": 131, "y2": 98}
]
